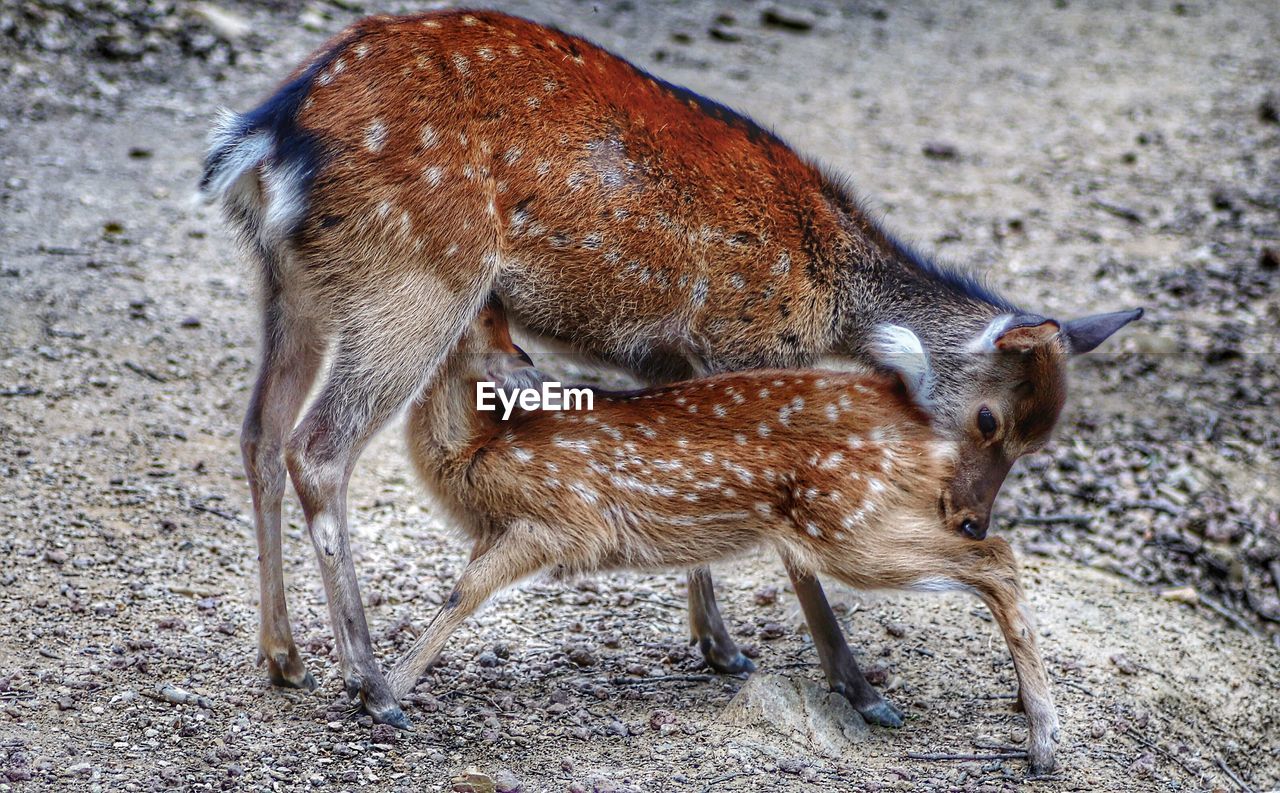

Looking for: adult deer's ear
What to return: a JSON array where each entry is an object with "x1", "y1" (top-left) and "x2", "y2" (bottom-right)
[
  {"x1": 1061, "y1": 308, "x2": 1144, "y2": 353},
  {"x1": 995, "y1": 315, "x2": 1061, "y2": 352},
  {"x1": 968, "y1": 314, "x2": 1061, "y2": 353},
  {"x1": 870, "y1": 324, "x2": 934, "y2": 407}
]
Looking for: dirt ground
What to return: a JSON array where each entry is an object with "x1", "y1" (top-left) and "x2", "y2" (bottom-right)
[{"x1": 2, "y1": 0, "x2": 1279, "y2": 790}]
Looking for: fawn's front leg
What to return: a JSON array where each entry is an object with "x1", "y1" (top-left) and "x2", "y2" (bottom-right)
[{"x1": 960, "y1": 540, "x2": 1060, "y2": 774}]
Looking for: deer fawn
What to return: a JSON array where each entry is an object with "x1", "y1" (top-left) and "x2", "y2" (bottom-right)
[
  {"x1": 201, "y1": 10, "x2": 1138, "y2": 733},
  {"x1": 391, "y1": 296, "x2": 1060, "y2": 773}
]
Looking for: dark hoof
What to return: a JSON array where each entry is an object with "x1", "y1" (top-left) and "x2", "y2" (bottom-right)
[
  {"x1": 265, "y1": 651, "x2": 317, "y2": 691},
  {"x1": 270, "y1": 667, "x2": 317, "y2": 691},
  {"x1": 343, "y1": 674, "x2": 364, "y2": 703},
  {"x1": 707, "y1": 651, "x2": 756, "y2": 676},
  {"x1": 697, "y1": 637, "x2": 756, "y2": 676},
  {"x1": 858, "y1": 699, "x2": 904, "y2": 728},
  {"x1": 367, "y1": 703, "x2": 411, "y2": 731}
]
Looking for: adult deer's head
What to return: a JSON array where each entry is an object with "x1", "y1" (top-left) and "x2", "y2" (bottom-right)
[{"x1": 871, "y1": 309, "x2": 1142, "y2": 539}]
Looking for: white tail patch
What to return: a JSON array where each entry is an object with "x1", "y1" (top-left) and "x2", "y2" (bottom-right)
[
  {"x1": 201, "y1": 109, "x2": 272, "y2": 201},
  {"x1": 869, "y1": 324, "x2": 935, "y2": 407}
]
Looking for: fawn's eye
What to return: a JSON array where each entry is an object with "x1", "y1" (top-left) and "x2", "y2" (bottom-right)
[{"x1": 977, "y1": 406, "x2": 997, "y2": 437}]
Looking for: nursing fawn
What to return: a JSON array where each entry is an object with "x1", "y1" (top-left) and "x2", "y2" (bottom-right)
[
  {"x1": 201, "y1": 9, "x2": 1136, "y2": 726},
  {"x1": 392, "y1": 297, "x2": 1060, "y2": 773}
]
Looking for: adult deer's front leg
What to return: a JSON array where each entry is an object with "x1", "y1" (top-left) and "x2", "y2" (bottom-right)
[
  {"x1": 787, "y1": 566, "x2": 904, "y2": 727},
  {"x1": 688, "y1": 566, "x2": 755, "y2": 674},
  {"x1": 285, "y1": 274, "x2": 491, "y2": 727},
  {"x1": 242, "y1": 277, "x2": 324, "y2": 690}
]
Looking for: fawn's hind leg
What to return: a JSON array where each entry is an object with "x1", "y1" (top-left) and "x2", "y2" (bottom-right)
[
  {"x1": 787, "y1": 566, "x2": 904, "y2": 728},
  {"x1": 688, "y1": 566, "x2": 755, "y2": 674},
  {"x1": 286, "y1": 270, "x2": 493, "y2": 728},
  {"x1": 388, "y1": 527, "x2": 548, "y2": 699},
  {"x1": 242, "y1": 267, "x2": 325, "y2": 690}
]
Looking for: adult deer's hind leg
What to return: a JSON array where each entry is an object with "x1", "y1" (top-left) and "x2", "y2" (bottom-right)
[
  {"x1": 786, "y1": 565, "x2": 904, "y2": 727},
  {"x1": 242, "y1": 262, "x2": 325, "y2": 690},
  {"x1": 688, "y1": 566, "x2": 755, "y2": 674},
  {"x1": 286, "y1": 268, "x2": 493, "y2": 728}
]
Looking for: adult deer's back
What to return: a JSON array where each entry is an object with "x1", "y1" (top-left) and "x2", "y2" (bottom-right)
[
  {"x1": 200, "y1": 9, "x2": 1139, "y2": 727},
  {"x1": 204, "y1": 10, "x2": 861, "y2": 373}
]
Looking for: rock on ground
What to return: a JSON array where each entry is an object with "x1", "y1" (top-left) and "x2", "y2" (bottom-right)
[{"x1": 721, "y1": 674, "x2": 869, "y2": 759}]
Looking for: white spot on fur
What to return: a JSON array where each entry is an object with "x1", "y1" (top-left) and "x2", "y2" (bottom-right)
[
  {"x1": 968, "y1": 314, "x2": 1014, "y2": 353},
  {"x1": 462, "y1": 15, "x2": 479, "y2": 26},
  {"x1": 806, "y1": 523, "x2": 822, "y2": 538},
  {"x1": 772, "y1": 251, "x2": 791, "y2": 275},
  {"x1": 354, "y1": 43, "x2": 369, "y2": 59},
  {"x1": 423, "y1": 166, "x2": 444, "y2": 188},
  {"x1": 512, "y1": 447, "x2": 533, "y2": 463},
  {"x1": 819, "y1": 451, "x2": 845, "y2": 470},
  {"x1": 477, "y1": 47, "x2": 496, "y2": 61},
  {"x1": 364, "y1": 119, "x2": 388, "y2": 153},
  {"x1": 421, "y1": 124, "x2": 439, "y2": 148},
  {"x1": 757, "y1": 423, "x2": 772, "y2": 438},
  {"x1": 691, "y1": 277, "x2": 709, "y2": 307}
]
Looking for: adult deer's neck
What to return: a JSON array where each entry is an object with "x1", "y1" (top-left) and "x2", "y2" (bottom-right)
[{"x1": 824, "y1": 186, "x2": 1020, "y2": 413}]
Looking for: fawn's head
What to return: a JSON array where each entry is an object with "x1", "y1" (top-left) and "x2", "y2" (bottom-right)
[
  {"x1": 871, "y1": 309, "x2": 1141, "y2": 539},
  {"x1": 456, "y1": 294, "x2": 542, "y2": 393}
]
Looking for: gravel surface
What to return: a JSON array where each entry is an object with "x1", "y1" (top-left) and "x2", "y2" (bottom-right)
[{"x1": 2, "y1": 0, "x2": 1278, "y2": 790}]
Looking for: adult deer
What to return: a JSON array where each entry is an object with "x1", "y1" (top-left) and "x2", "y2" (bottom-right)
[{"x1": 201, "y1": 10, "x2": 1139, "y2": 731}]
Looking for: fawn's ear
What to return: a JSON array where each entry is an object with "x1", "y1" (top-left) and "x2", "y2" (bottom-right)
[
  {"x1": 1061, "y1": 308, "x2": 1144, "y2": 353},
  {"x1": 869, "y1": 324, "x2": 934, "y2": 406},
  {"x1": 485, "y1": 343, "x2": 545, "y2": 397}
]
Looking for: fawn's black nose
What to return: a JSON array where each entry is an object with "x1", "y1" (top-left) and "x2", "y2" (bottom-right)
[{"x1": 960, "y1": 518, "x2": 987, "y2": 540}]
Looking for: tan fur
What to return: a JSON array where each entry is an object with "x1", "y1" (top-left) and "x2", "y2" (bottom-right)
[{"x1": 392, "y1": 302, "x2": 1059, "y2": 773}]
